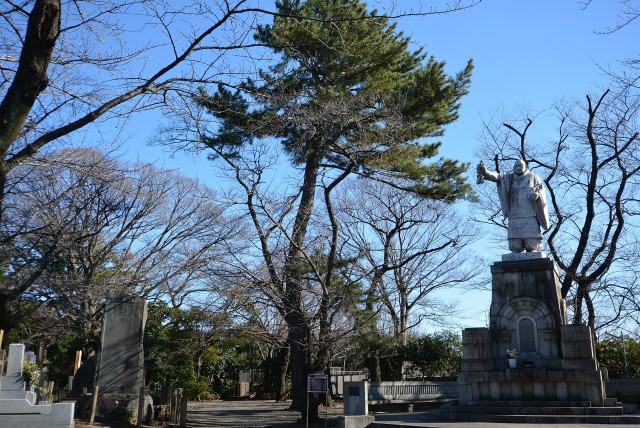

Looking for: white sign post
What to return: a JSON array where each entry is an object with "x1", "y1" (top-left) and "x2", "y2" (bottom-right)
[{"x1": 306, "y1": 374, "x2": 328, "y2": 428}]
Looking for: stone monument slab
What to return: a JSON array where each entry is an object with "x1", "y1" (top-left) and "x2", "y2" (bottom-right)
[
  {"x1": 95, "y1": 290, "x2": 148, "y2": 395},
  {"x1": 0, "y1": 343, "x2": 26, "y2": 391}
]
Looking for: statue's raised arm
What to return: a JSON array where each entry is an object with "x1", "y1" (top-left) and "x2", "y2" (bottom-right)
[
  {"x1": 477, "y1": 160, "x2": 550, "y2": 253},
  {"x1": 477, "y1": 161, "x2": 499, "y2": 183}
]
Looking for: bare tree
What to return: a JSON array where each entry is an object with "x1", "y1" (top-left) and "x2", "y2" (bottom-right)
[
  {"x1": 336, "y1": 179, "x2": 481, "y2": 378},
  {"x1": 205, "y1": 141, "x2": 360, "y2": 402},
  {"x1": 581, "y1": 0, "x2": 640, "y2": 101},
  {"x1": 0, "y1": 1, "x2": 276, "y2": 212},
  {"x1": 581, "y1": 0, "x2": 640, "y2": 35},
  {"x1": 476, "y1": 84, "x2": 640, "y2": 333},
  {"x1": 2, "y1": 148, "x2": 238, "y2": 342},
  {"x1": 0, "y1": 0, "x2": 269, "y2": 343}
]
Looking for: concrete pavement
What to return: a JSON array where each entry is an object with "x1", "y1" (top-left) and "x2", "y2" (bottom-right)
[{"x1": 184, "y1": 400, "x2": 640, "y2": 428}]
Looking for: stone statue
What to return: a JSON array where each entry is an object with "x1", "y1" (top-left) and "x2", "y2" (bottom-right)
[{"x1": 477, "y1": 160, "x2": 550, "y2": 253}]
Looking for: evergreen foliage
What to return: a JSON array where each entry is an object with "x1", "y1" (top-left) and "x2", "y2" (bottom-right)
[
  {"x1": 598, "y1": 337, "x2": 640, "y2": 379},
  {"x1": 197, "y1": 0, "x2": 473, "y2": 201}
]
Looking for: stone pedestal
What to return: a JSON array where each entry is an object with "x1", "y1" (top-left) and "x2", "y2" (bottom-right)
[
  {"x1": 458, "y1": 257, "x2": 606, "y2": 406},
  {"x1": 339, "y1": 415, "x2": 375, "y2": 428},
  {"x1": 341, "y1": 381, "x2": 375, "y2": 427}
]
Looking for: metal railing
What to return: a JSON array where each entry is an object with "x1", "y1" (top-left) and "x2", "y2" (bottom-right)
[{"x1": 368, "y1": 380, "x2": 459, "y2": 403}]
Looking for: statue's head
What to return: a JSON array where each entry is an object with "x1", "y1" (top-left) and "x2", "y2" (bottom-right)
[{"x1": 513, "y1": 160, "x2": 527, "y2": 175}]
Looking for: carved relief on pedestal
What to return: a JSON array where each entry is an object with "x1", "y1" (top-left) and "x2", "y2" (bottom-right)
[{"x1": 494, "y1": 297, "x2": 560, "y2": 359}]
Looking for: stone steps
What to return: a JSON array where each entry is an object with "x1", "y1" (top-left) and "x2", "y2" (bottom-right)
[
  {"x1": 420, "y1": 401, "x2": 640, "y2": 424},
  {"x1": 424, "y1": 413, "x2": 640, "y2": 424},
  {"x1": 443, "y1": 404, "x2": 625, "y2": 415}
]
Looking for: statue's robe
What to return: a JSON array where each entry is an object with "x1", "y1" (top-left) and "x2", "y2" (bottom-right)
[{"x1": 496, "y1": 170, "x2": 550, "y2": 239}]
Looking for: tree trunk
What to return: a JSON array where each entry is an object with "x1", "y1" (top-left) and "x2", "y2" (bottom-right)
[
  {"x1": 283, "y1": 149, "x2": 321, "y2": 419},
  {"x1": 0, "y1": 0, "x2": 60, "y2": 158},
  {"x1": 367, "y1": 347, "x2": 382, "y2": 382},
  {"x1": 574, "y1": 283, "x2": 586, "y2": 325},
  {"x1": 0, "y1": 293, "x2": 15, "y2": 341},
  {"x1": 315, "y1": 294, "x2": 332, "y2": 406},
  {"x1": 275, "y1": 344, "x2": 290, "y2": 402},
  {"x1": 286, "y1": 312, "x2": 311, "y2": 412}
]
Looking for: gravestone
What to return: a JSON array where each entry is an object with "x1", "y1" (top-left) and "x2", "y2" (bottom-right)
[
  {"x1": 92, "y1": 290, "x2": 148, "y2": 424},
  {"x1": 0, "y1": 343, "x2": 27, "y2": 392},
  {"x1": 95, "y1": 290, "x2": 148, "y2": 395}
]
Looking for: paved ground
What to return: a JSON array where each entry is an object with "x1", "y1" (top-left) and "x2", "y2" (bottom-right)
[
  {"x1": 72, "y1": 400, "x2": 640, "y2": 427},
  {"x1": 186, "y1": 400, "x2": 343, "y2": 427},
  {"x1": 184, "y1": 400, "x2": 640, "y2": 428}
]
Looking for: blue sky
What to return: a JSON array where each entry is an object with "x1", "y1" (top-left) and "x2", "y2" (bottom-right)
[
  {"x1": 396, "y1": 0, "x2": 633, "y2": 164},
  {"x1": 113, "y1": 0, "x2": 636, "y2": 329}
]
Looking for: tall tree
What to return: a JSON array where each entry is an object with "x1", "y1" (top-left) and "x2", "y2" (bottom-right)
[
  {"x1": 195, "y1": 0, "x2": 473, "y2": 419},
  {"x1": 0, "y1": 0, "x2": 478, "y2": 217}
]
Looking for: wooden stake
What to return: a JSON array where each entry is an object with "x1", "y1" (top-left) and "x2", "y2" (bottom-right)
[
  {"x1": 89, "y1": 384, "x2": 99, "y2": 425},
  {"x1": 74, "y1": 350, "x2": 82, "y2": 375}
]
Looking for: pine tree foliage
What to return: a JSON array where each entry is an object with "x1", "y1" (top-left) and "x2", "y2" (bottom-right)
[{"x1": 198, "y1": 0, "x2": 473, "y2": 201}]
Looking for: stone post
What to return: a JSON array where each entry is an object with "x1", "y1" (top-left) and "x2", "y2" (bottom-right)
[{"x1": 0, "y1": 343, "x2": 25, "y2": 391}]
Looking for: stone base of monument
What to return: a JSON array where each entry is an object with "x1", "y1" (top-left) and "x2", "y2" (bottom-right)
[
  {"x1": 424, "y1": 257, "x2": 640, "y2": 424},
  {"x1": 338, "y1": 415, "x2": 375, "y2": 428},
  {"x1": 94, "y1": 393, "x2": 141, "y2": 422},
  {"x1": 425, "y1": 400, "x2": 640, "y2": 424}
]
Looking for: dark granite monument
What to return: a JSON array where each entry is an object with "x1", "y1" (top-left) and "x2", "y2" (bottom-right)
[
  {"x1": 458, "y1": 255, "x2": 605, "y2": 405},
  {"x1": 95, "y1": 290, "x2": 147, "y2": 395},
  {"x1": 90, "y1": 291, "x2": 149, "y2": 423}
]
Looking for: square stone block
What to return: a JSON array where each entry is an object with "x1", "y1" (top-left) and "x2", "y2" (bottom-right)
[
  {"x1": 560, "y1": 325, "x2": 595, "y2": 359},
  {"x1": 561, "y1": 359, "x2": 598, "y2": 371},
  {"x1": 339, "y1": 415, "x2": 375, "y2": 428},
  {"x1": 461, "y1": 360, "x2": 493, "y2": 372}
]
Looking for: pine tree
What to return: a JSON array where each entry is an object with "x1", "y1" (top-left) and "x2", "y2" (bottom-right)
[{"x1": 197, "y1": 0, "x2": 473, "y2": 419}]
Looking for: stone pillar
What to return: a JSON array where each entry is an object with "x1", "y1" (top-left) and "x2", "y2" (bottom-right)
[
  {"x1": 341, "y1": 381, "x2": 375, "y2": 428},
  {"x1": 95, "y1": 291, "x2": 148, "y2": 395},
  {"x1": 1, "y1": 344, "x2": 25, "y2": 391},
  {"x1": 344, "y1": 381, "x2": 369, "y2": 415}
]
